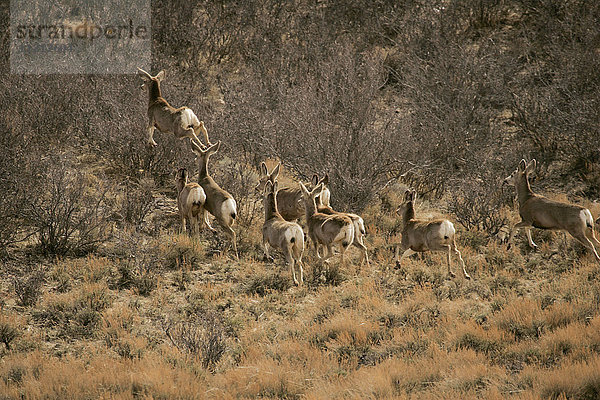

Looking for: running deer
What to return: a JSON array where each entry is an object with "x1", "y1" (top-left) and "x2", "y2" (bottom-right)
[
  {"x1": 255, "y1": 163, "x2": 304, "y2": 222},
  {"x1": 395, "y1": 189, "x2": 470, "y2": 279},
  {"x1": 190, "y1": 139, "x2": 238, "y2": 260},
  {"x1": 262, "y1": 180, "x2": 305, "y2": 285},
  {"x1": 503, "y1": 159, "x2": 600, "y2": 264},
  {"x1": 299, "y1": 182, "x2": 355, "y2": 267},
  {"x1": 137, "y1": 68, "x2": 209, "y2": 147},
  {"x1": 310, "y1": 174, "x2": 369, "y2": 266},
  {"x1": 175, "y1": 168, "x2": 206, "y2": 235}
]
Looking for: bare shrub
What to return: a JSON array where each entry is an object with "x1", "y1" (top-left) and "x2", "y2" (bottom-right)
[
  {"x1": 22, "y1": 160, "x2": 113, "y2": 256},
  {"x1": 12, "y1": 270, "x2": 45, "y2": 308},
  {"x1": 165, "y1": 310, "x2": 227, "y2": 370},
  {"x1": 118, "y1": 177, "x2": 156, "y2": 228},
  {"x1": 0, "y1": 319, "x2": 19, "y2": 350}
]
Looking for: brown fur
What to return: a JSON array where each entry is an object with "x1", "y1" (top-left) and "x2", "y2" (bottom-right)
[
  {"x1": 395, "y1": 190, "x2": 470, "y2": 279},
  {"x1": 256, "y1": 163, "x2": 304, "y2": 221},
  {"x1": 175, "y1": 168, "x2": 206, "y2": 236},
  {"x1": 504, "y1": 159, "x2": 600, "y2": 264}
]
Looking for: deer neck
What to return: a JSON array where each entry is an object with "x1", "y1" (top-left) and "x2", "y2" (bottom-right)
[
  {"x1": 176, "y1": 179, "x2": 185, "y2": 194},
  {"x1": 516, "y1": 177, "x2": 534, "y2": 206},
  {"x1": 304, "y1": 198, "x2": 317, "y2": 220},
  {"x1": 149, "y1": 81, "x2": 161, "y2": 104},
  {"x1": 402, "y1": 202, "x2": 415, "y2": 228},
  {"x1": 264, "y1": 193, "x2": 279, "y2": 221},
  {"x1": 198, "y1": 156, "x2": 209, "y2": 181}
]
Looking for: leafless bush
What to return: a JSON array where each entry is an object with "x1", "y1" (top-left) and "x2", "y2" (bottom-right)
[
  {"x1": 165, "y1": 310, "x2": 227, "y2": 370},
  {"x1": 22, "y1": 160, "x2": 113, "y2": 256},
  {"x1": 118, "y1": 177, "x2": 156, "y2": 228},
  {"x1": 447, "y1": 177, "x2": 511, "y2": 237},
  {"x1": 12, "y1": 270, "x2": 45, "y2": 307}
]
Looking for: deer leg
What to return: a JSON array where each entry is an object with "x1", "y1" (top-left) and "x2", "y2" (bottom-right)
[
  {"x1": 508, "y1": 221, "x2": 532, "y2": 250},
  {"x1": 284, "y1": 245, "x2": 299, "y2": 286},
  {"x1": 292, "y1": 241, "x2": 304, "y2": 285},
  {"x1": 585, "y1": 227, "x2": 600, "y2": 247},
  {"x1": 451, "y1": 240, "x2": 470, "y2": 280},
  {"x1": 443, "y1": 245, "x2": 456, "y2": 278},
  {"x1": 192, "y1": 215, "x2": 200, "y2": 237},
  {"x1": 147, "y1": 125, "x2": 157, "y2": 147},
  {"x1": 202, "y1": 210, "x2": 216, "y2": 232},
  {"x1": 571, "y1": 232, "x2": 600, "y2": 265},
  {"x1": 352, "y1": 239, "x2": 369, "y2": 267},
  {"x1": 338, "y1": 243, "x2": 347, "y2": 268},
  {"x1": 525, "y1": 228, "x2": 538, "y2": 249},
  {"x1": 194, "y1": 121, "x2": 212, "y2": 146},
  {"x1": 397, "y1": 248, "x2": 417, "y2": 269},
  {"x1": 180, "y1": 215, "x2": 186, "y2": 234},
  {"x1": 262, "y1": 237, "x2": 273, "y2": 262}
]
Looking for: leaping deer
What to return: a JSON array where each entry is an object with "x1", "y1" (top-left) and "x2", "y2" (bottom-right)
[
  {"x1": 504, "y1": 159, "x2": 600, "y2": 264},
  {"x1": 138, "y1": 68, "x2": 210, "y2": 147},
  {"x1": 395, "y1": 189, "x2": 470, "y2": 279}
]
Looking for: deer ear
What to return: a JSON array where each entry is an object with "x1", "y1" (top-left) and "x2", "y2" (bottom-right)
[
  {"x1": 519, "y1": 159, "x2": 527, "y2": 171},
  {"x1": 322, "y1": 174, "x2": 329, "y2": 185},
  {"x1": 311, "y1": 183, "x2": 323, "y2": 198},
  {"x1": 271, "y1": 164, "x2": 281, "y2": 180},
  {"x1": 299, "y1": 182, "x2": 309, "y2": 196},
  {"x1": 208, "y1": 141, "x2": 221, "y2": 154},
  {"x1": 190, "y1": 140, "x2": 204, "y2": 155},
  {"x1": 137, "y1": 68, "x2": 152, "y2": 81},
  {"x1": 311, "y1": 174, "x2": 319, "y2": 186},
  {"x1": 156, "y1": 70, "x2": 165, "y2": 81},
  {"x1": 404, "y1": 190, "x2": 414, "y2": 202},
  {"x1": 272, "y1": 180, "x2": 279, "y2": 193},
  {"x1": 260, "y1": 162, "x2": 268, "y2": 176},
  {"x1": 526, "y1": 159, "x2": 537, "y2": 174},
  {"x1": 265, "y1": 180, "x2": 273, "y2": 194}
]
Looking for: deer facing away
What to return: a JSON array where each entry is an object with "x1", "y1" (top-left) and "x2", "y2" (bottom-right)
[
  {"x1": 190, "y1": 139, "x2": 238, "y2": 260},
  {"x1": 262, "y1": 179, "x2": 305, "y2": 285},
  {"x1": 175, "y1": 168, "x2": 206, "y2": 235},
  {"x1": 310, "y1": 174, "x2": 369, "y2": 267},
  {"x1": 395, "y1": 189, "x2": 470, "y2": 279},
  {"x1": 256, "y1": 163, "x2": 305, "y2": 222},
  {"x1": 138, "y1": 68, "x2": 209, "y2": 147},
  {"x1": 504, "y1": 159, "x2": 600, "y2": 264},
  {"x1": 299, "y1": 182, "x2": 355, "y2": 267}
]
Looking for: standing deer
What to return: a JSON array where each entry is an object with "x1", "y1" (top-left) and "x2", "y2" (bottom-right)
[
  {"x1": 395, "y1": 189, "x2": 470, "y2": 279},
  {"x1": 138, "y1": 68, "x2": 209, "y2": 147},
  {"x1": 256, "y1": 163, "x2": 305, "y2": 222},
  {"x1": 175, "y1": 168, "x2": 206, "y2": 235},
  {"x1": 262, "y1": 180, "x2": 305, "y2": 285},
  {"x1": 504, "y1": 159, "x2": 600, "y2": 264},
  {"x1": 310, "y1": 174, "x2": 369, "y2": 266},
  {"x1": 299, "y1": 182, "x2": 355, "y2": 267},
  {"x1": 190, "y1": 139, "x2": 238, "y2": 260}
]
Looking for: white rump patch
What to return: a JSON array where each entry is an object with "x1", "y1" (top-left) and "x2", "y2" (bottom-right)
[
  {"x1": 180, "y1": 108, "x2": 200, "y2": 128},
  {"x1": 221, "y1": 198, "x2": 237, "y2": 222},
  {"x1": 188, "y1": 187, "x2": 206, "y2": 206},
  {"x1": 581, "y1": 209, "x2": 593, "y2": 227},
  {"x1": 439, "y1": 220, "x2": 455, "y2": 240}
]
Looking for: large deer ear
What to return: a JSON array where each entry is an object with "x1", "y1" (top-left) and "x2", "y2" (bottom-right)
[
  {"x1": 260, "y1": 162, "x2": 268, "y2": 176},
  {"x1": 272, "y1": 180, "x2": 279, "y2": 193},
  {"x1": 526, "y1": 159, "x2": 537, "y2": 174},
  {"x1": 264, "y1": 180, "x2": 273, "y2": 194},
  {"x1": 311, "y1": 183, "x2": 323, "y2": 198},
  {"x1": 518, "y1": 159, "x2": 527, "y2": 171},
  {"x1": 311, "y1": 174, "x2": 319, "y2": 186},
  {"x1": 190, "y1": 139, "x2": 205, "y2": 155},
  {"x1": 404, "y1": 189, "x2": 414, "y2": 202},
  {"x1": 299, "y1": 182, "x2": 309, "y2": 196},
  {"x1": 207, "y1": 141, "x2": 221, "y2": 154},
  {"x1": 271, "y1": 164, "x2": 281, "y2": 180},
  {"x1": 322, "y1": 174, "x2": 329, "y2": 185},
  {"x1": 137, "y1": 68, "x2": 152, "y2": 81},
  {"x1": 155, "y1": 70, "x2": 165, "y2": 81}
]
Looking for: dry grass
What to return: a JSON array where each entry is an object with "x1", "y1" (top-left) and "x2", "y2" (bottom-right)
[{"x1": 1, "y1": 179, "x2": 600, "y2": 400}]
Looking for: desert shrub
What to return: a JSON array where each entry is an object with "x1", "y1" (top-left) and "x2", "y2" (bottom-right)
[
  {"x1": 0, "y1": 318, "x2": 19, "y2": 350},
  {"x1": 12, "y1": 269, "x2": 45, "y2": 308},
  {"x1": 165, "y1": 310, "x2": 227, "y2": 370},
  {"x1": 22, "y1": 159, "x2": 113, "y2": 256},
  {"x1": 118, "y1": 177, "x2": 156, "y2": 228},
  {"x1": 243, "y1": 272, "x2": 292, "y2": 296}
]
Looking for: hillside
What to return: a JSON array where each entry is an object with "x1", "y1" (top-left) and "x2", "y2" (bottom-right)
[{"x1": 1, "y1": 0, "x2": 600, "y2": 399}]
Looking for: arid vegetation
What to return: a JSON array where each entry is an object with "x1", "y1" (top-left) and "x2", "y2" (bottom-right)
[{"x1": 1, "y1": 0, "x2": 600, "y2": 398}]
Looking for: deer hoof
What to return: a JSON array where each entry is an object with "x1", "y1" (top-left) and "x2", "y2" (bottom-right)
[
  {"x1": 394, "y1": 260, "x2": 402, "y2": 269},
  {"x1": 464, "y1": 274, "x2": 472, "y2": 280}
]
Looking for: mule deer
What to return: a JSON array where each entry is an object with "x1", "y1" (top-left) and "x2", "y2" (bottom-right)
[
  {"x1": 256, "y1": 162, "x2": 305, "y2": 222},
  {"x1": 299, "y1": 182, "x2": 354, "y2": 267},
  {"x1": 138, "y1": 68, "x2": 209, "y2": 147},
  {"x1": 395, "y1": 189, "x2": 470, "y2": 279},
  {"x1": 190, "y1": 139, "x2": 238, "y2": 260},
  {"x1": 262, "y1": 180, "x2": 305, "y2": 285},
  {"x1": 175, "y1": 168, "x2": 206, "y2": 235},
  {"x1": 504, "y1": 159, "x2": 600, "y2": 264},
  {"x1": 310, "y1": 174, "x2": 369, "y2": 266}
]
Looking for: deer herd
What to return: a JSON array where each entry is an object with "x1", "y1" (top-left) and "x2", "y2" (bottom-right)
[{"x1": 139, "y1": 68, "x2": 600, "y2": 286}]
